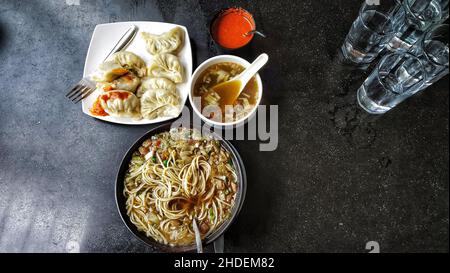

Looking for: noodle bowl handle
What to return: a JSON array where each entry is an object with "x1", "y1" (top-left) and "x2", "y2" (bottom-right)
[{"x1": 214, "y1": 235, "x2": 224, "y2": 253}]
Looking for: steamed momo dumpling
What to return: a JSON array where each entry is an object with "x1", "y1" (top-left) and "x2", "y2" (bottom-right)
[
  {"x1": 91, "y1": 61, "x2": 129, "y2": 82},
  {"x1": 140, "y1": 88, "x2": 180, "y2": 119},
  {"x1": 99, "y1": 73, "x2": 141, "y2": 93},
  {"x1": 109, "y1": 51, "x2": 147, "y2": 78},
  {"x1": 99, "y1": 90, "x2": 141, "y2": 118},
  {"x1": 141, "y1": 27, "x2": 184, "y2": 55},
  {"x1": 148, "y1": 53, "x2": 184, "y2": 83},
  {"x1": 136, "y1": 77, "x2": 176, "y2": 98}
]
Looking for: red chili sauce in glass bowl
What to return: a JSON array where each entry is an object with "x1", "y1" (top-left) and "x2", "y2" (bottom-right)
[{"x1": 210, "y1": 7, "x2": 256, "y2": 50}]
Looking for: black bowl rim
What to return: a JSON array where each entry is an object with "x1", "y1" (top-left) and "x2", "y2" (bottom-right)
[{"x1": 115, "y1": 122, "x2": 247, "y2": 252}]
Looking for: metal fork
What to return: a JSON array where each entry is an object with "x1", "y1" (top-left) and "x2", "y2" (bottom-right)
[
  {"x1": 192, "y1": 218, "x2": 203, "y2": 253},
  {"x1": 65, "y1": 25, "x2": 138, "y2": 103}
]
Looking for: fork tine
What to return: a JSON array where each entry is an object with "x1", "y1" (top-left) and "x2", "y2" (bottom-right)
[
  {"x1": 70, "y1": 86, "x2": 90, "y2": 101},
  {"x1": 79, "y1": 88, "x2": 95, "y2": 100},
  {"x1": 73, "y1": 87, "x2": 94, "y2": 104},
  {"x1": 66, "y1": 77, "x2": 96, "y2": 103},
  {"x1": 66, "y1": 83, "x2": 83, "y2": 98},
  {"x1": 67, "y1": 84, "x2": 85, "y2": 99},
  {"x1": 70, "y1": 86, "x2": 90, "y2": 102}
]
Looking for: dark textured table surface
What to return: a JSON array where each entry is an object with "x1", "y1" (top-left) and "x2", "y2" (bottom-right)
[{"x1": 0, "y1": 0, "x2": 448, "y2": 253}]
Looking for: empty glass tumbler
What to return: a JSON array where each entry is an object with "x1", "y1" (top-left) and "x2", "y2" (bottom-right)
[
  {"x1": 357, "y1": 52, "x2": 428, "y2": 114},
  {"x1": 387, "y1": 0, "x2": 449, "y2": 51},
  {"x1": 415, "y1": 24, "x2": 449, "y2": 90},
  {"x1": 340, "y1": 0, "x2": 400, "y2": 65}
]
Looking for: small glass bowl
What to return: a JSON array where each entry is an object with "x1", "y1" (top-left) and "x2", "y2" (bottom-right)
[{"x1": 209, "y1": 7, "x2": 256, "y2": 50}]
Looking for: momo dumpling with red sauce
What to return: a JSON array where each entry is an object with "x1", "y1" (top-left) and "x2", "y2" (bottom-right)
[
  {"x1": 91, "y1": 61, "x2": 129, "y2": 82},
  {"x1": 100, "y1": 73, "x2": 141, "y2": 93},
  {"x1": 99, "y1": 90, "x2": 141, "y2": 118},
  {"x1": 108, "y1": 51, "x2": 147, "y2": 78}
]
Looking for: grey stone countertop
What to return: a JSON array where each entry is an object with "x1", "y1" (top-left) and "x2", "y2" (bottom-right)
[{"x1": 0, "y1": 0, "x2": 448, "y2": 253}]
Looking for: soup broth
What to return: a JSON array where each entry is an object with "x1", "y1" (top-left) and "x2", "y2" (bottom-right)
[{"x1": 193, "y1": 62, "x2": 258, "y2": 122}]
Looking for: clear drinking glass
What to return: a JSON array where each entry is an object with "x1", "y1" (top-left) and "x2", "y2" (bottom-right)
[
  {"x1": 357, "y1": 52, "x2": 428, "y2": 114},
  {"x1": 340, "y1": 0, "x2": 400, "y2": 65},
  {"x1": 387, "y1": 0, "x2": 449, "y2": 51},
  {"x1": 415, "y1": 24, "x2": 449, "y2": 89}
]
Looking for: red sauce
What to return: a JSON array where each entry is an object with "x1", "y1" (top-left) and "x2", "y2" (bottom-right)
[
  {"x1": 103, "y1": 85, "x2": 113, "y2": 91},
  {"x1": 90, "y1": 91, "x2": 130, "y2": 117},
  {"x1": 90, "y1": 97, "x2": 109, "y2": 117},
  {"x1": 101, "y1": 91, "x2": 130, "y2": 102},
  {"x1": 211, "y1": 7, "x2": 255, "y2": 49},
  {"x1": 112, "y1": 68, "x2": 129, "y2": 75},
  {"x1": 122, "y1": 74, "x2": 133, "y2": 81}
]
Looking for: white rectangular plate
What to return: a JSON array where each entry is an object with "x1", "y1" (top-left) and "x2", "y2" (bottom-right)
[{"x1": 82, "y1": 21, "x2": 192, "y2": 125}]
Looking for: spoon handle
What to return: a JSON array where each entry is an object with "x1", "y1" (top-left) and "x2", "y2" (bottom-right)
[
  {"x1": 246, "y1": 30, "x2": 266, "y2": 38},
  {"x1": 239, "y1": 53, "x2": 269, "y2": 86}
]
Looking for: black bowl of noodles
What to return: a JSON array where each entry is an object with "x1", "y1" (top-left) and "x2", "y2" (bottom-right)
[{"x1": 115, "y1": 122, "x2": 247, "y2": 252}]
